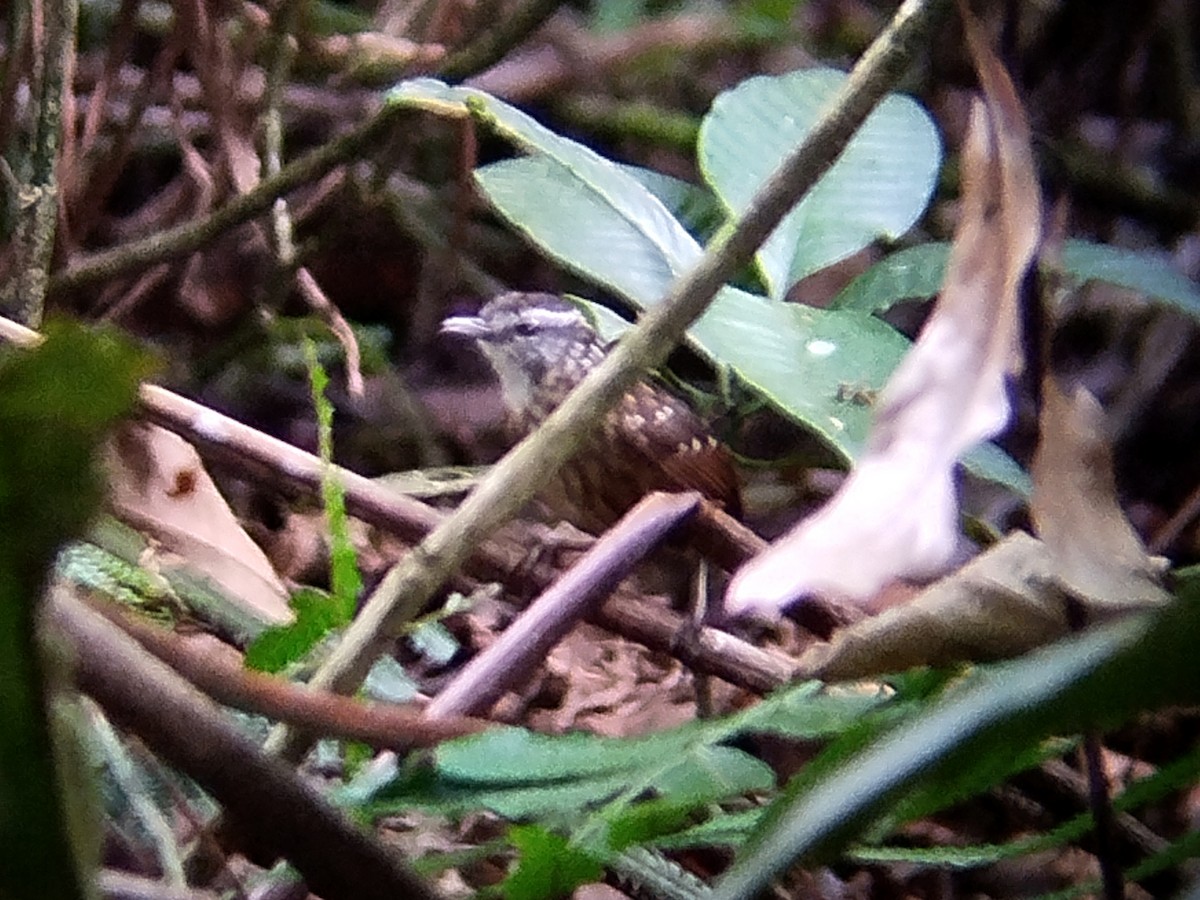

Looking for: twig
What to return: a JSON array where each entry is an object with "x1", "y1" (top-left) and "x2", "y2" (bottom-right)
[
  {"x1": 1064, "y1": 589, "x2": 1124, "y2": 899},
  {"x1": 427, "y1": 492, "x2": 703, "y2": 719},
  {"x1": 82, "y1": 596, "x2": 488, "y2": 750},
  {"x1": 255, "y1": 0, "x2": 363, "y2": 391},
  {"x1": 0, "y1": 313, "x2": 802, "y2": 698},
  {"x1": 46, "y1": 103, "x2": 403, "y2": 296},
  {"x1": 0, "y1": 0, "x2": 78, "y2": 325},
  {"x1": 595, "y1": 591, "x2": 796, "y2": 695},
  {"x1": 46, "y1": 589, "x2": 445, "y2": 900},
  {"x1": 272, "y1": 0, "x2": 951, "y2": 762},
  {"x1": 1034, "y1": 758, "x2": 1169, "y2": 864},
  {"x1": 260, "y1": 0, "x2": 302, "y2": 260},
  {"x1": 97, "y1": 870, "x2": 220, "y2": 900},
  {"x1": 1149, "y1": 476, "x2": 1200, "y2": 554},
  {"x1": 438, "y1": 0, "x2": 565, "y2": 81},
  {"x1": 1082, "y1": 735, "x2": 1126, "y2": 900}
]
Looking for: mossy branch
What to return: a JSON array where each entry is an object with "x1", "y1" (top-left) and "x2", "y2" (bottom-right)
[{"x1": 1, "y1": 0, "x2": 77, "y2": 326}]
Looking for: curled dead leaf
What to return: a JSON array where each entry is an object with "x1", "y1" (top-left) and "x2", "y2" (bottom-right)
[
  {"x1": 726, "y1": 14, "x2": 1041, "y2": 614},
  {"x1": 1031, "y1": 378, "x2": 1169, "y2": 611},
  {"x1": 104, "y1": 423, "x2": 293, "y2": 628}
]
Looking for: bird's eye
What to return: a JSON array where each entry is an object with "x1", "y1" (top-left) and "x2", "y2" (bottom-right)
[{"x1": 513, "y1": 321, "x2": 538, "y2": 337}]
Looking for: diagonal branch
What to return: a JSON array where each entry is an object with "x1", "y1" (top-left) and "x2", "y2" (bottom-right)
[
  {"x1": 271, "y1": 0, "x2": 951, "y2": 760},
  {"x1": 46, "y1": 105, "x2": 402, "y2": 297}
]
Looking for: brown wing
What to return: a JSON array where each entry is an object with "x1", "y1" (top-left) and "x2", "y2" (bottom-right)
[{"x1": 602, "y1": 382, "x2": 742, "y2": 517}]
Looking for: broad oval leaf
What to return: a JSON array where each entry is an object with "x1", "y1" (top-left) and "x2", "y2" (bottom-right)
[
  {"x1": 390, "y1": 78, "x2": 701, "y2": 276},
  {"x1": 833, "y1": 239, "x2": 1200, "y2": 319},
  {"x1": 1061, "y1": 240, "x2": 1200, "y2": 318},
  {"x1": 691, "y1": 288, "x2": 909, "y2": 458},
  {"x1": 830, "y1": 242, "x2": 950, "y2": 313},
  {"x1": 392, "y1": 78, "x2": 1022, "y2": 490},
  {"x1": 477, "y1": 156, "x2": 685, "y2": 305},
  {"x1": 698, "y1": 68, "x2": 942, "y2": 299}
]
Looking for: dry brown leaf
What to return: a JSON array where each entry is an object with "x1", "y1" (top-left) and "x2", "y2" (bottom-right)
[
  {"x1": 779, "y1": 380, "x2": 1168, "y2": 680},
  {"x1": 104, "y1": 423, "x2": 292, "y2": 626},
  {"x1": 792, "y1": 532, "x2": 1072, "y2": 680},
  {"x1": 726, "y1": 15, "x2": 1040, "y2": 614},
  {"x1": 1031, "y1": 378, "x2": 1169, "y2": 610}
]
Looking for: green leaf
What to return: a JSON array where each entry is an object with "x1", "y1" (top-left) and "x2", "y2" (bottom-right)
[
  {"x1": 362, "y1": 655, "x2": 419, "y2": 704},
  {"x1": 833, "y1": 239, "x2": 1200, "y2": 320},
  {"x1": 407, "y1": 620, "x2": 459, "y2": 666},
  {"x1": 434, "y1": 726, "x2": 692, "y2": 785},
  {"x1": 1061, "y1": 239, "x2": 1200, "y2": 318},
  {"x1": 602, "y1": 799, "x2": 708, "y2": 853},
  {"x1": 244, "y1": 587, "x2": 342, "y2": 672},
  {"x1": 390, "y1": 78, "x2": 1021, "y2": 491},
  {"x1": 304, "y1": 339, "x2": 361, "y2": 617},
  {"x1": 0, "y1": 322, "x2": 151, "y2": 900},
  {"x1": 734, "y1": 680, "x2": 889, "y2": 737},
  {"x1": 698, "y1": 68, "x2": 941, "y2": 298},
  {"x1": 652, "y1": 808, "x2": 765, "y2": 851},
  {"x1": 654, "y1": 745, "x2": 774, "y2": 805},
  {"x1": 478, "y1": 155, "x2": 688, "y2": 304},
  {"x1": 960, "y1": 440, "x2": 1031, "y2": 497},
  {"x1": 689, "y1": 287, "x2": 909, "y2": 459},
  {"x1": 360, "y1": 682, "x2": 880, "y2": 825},
  {"x1": 712, "y1": 589, "x2": 1200, "y2": 900},
  {"x1": 390, "y1": 78, "x2": 702, "y2": 279},
  {"x1": 618, "y1": 163, "x2": 728, "y2": 243},
  {"x1": 549, "y1": 744, "x2": 776, "y2": 860},
  {"x1": 505, "y1": 825, "x2": 603, "y2": 900},
  {"x1": 830, "y1": 242, "x2": 950, "y2": 313},
  {"x1": 366, "y1": 759, "x2": 645, "y2": 819}
]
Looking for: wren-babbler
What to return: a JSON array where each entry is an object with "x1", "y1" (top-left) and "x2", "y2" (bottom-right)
[{"x1": 441, "y1": 292, "x2": 740, "y2": 534}]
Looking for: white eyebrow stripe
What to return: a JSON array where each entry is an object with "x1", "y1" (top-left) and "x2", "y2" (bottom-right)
[{"x1": 521, "y1": 309, "x2": 586, "y2": 329}]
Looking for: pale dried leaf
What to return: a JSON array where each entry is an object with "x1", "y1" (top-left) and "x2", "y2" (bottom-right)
[
  {"x1": 1031, "y1": 379, "x2": 1169, "y2": 610},
  {"x1": 794, "y1": 532, "x2": 1071, "y2": 681},
  {"x1": 726, "y1": 21, "x2": 1040, "y2": 614},
  {"x1": 104, "y1": 423, "x2": 292, "y2": 625}
]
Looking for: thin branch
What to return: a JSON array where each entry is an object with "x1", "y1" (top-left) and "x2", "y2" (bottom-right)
[
  {"x1": 427, "y1": 491, "x2": 702, "y2": 719},
  {"x1": 438, "y1": 0, "x2": 565, "y2": 82},
  {"x1": 47, "y1": 104, "x2": 403, "y2": 296},
  {"x1": 46, "y1": 589, "x2": 445, "y2": 900},
  {"x1": 0, "y1": 0, "x2": 77, "y2": 325},
  {"x1": 260, "y1": 0, "x2": 301, "y2": 264},
  {"x1": 271, "y1": 0, "x2": 951, "y2": 761},
  {"x1": 0, "y1": 312, "x2": 803, "y2": 699},
  {"x1": 83, "y1": 597, "x2": 488, "y2": 750}
]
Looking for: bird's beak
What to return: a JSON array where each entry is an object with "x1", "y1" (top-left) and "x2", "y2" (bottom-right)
[{"x1": 440, "y1": 315, "x2": 490, "y2": 339}]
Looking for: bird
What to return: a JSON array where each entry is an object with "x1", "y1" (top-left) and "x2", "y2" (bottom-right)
[{"x1": 441, "y1": 291, "x2": 741, "y2": 535}]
